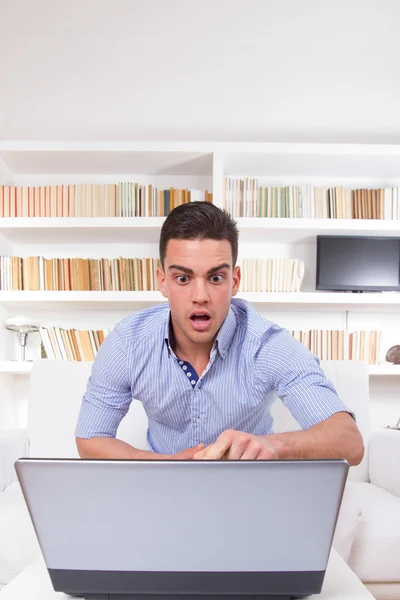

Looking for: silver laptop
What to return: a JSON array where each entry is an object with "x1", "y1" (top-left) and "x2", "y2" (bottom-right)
[{"x1": 15, "y1": 458, "x2": 348, "y2": 600}]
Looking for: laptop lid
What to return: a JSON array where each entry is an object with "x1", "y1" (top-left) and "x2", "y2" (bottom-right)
[{"x1": 15, "y1": 459, "x2": 348, "y2": 600}]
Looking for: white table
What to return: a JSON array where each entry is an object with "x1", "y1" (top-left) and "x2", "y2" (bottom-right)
[{"x1": 1, "y1": 550, "x2": 374, "y2": 600}]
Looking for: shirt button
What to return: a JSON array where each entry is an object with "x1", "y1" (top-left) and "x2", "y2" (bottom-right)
[{"x1": 194, "y1": 417, "x2": 201, "y2": 423}]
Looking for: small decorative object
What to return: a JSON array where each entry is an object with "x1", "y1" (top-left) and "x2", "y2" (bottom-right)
[
  {"x1": 386, "y1": 417, "x2": 400, "y2": 431},
  {"x1": 40, "y1": 341, "x2": 47, "y2": 359},
  {"x1": 5, "y1": 315, "x2": 40, "y2": 362},
  {"x1": 385, "y1": 345, "x2": 400, "y2": 365}
]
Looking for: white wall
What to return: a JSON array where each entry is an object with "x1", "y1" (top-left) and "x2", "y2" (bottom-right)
[{"x1": 1, "y1": 0, "x2": 400, "y2": 142}]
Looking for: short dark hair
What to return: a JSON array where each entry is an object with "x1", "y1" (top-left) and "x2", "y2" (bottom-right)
[{"x1": 159, "y1": 201, "x2": 239, "y2": 268}]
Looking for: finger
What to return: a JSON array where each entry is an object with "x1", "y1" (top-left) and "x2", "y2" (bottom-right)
[
  {"x1": 177, "y1": 444, "x2": 205, "y2": 460},
  {"x1": 192, "y1": 447, "x2": 208, "y2": 460},
  {"x1": 257, "y1": 445, "x2": 279, "y2": 460},
  {"x1": 224, "y1": 443, "x2": 246, "y2": 460},
  {"x1": 241, "y1": 444, "x2": 262, "y2": 460},
  {"x1": 206, "y1": 430, "x2": 239, "y2": 459},
  {"x1": 187, "y1": 443, "x2": 204, "y2": 453},
  {"x1": 186, "y1": 445, "x2": 204, "y2": 457},
  {"x1": 201, "y1": 438, "x2": 232, "y2": 459},
  {"x1": 223, "y1": 431, "x2": 254, "y2": 460}
]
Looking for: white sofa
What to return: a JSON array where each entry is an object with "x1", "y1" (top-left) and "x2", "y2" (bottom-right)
[{"x1": 0, "y1": 359, "x2": 399, "y2": 598}]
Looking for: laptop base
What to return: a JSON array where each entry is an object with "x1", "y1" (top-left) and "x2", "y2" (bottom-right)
[
  {"x1": 53, "y1": 567, "x2": 323, "y2": 599},
  {"x1": 85, "y1": 594, "x2": 299, "y2": 600}
]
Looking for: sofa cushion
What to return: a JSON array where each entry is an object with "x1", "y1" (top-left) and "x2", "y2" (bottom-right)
[
  {"x1": 333, "y1": 481, "x2": 363, "y2": 563},
  {"x1": 0, "y1": 482, "x2": 40, "y2": 589},
  {"x1": 320, "y1": 361, "x2": 370, "y2": 483},
  {"x1": 345, "y1": 482, "x2": 400, "y2": 582},
  {"x1": 28, "y1": 360, "x2": 149, "y2": 457}
]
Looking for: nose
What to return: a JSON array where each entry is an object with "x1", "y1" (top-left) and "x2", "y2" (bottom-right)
[{"x1": 192, "y1": 278, "x2": 210, "y2": 304}]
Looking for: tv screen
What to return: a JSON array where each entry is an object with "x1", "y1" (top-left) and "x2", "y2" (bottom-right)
[{"x1": 316, "y1": 236, "x2": 400, "y2": 292}]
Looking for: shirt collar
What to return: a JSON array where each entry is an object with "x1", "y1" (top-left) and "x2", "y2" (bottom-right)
[
  {"x1": 163, "y1": 306, "x2": 237, "y2": 360},
  {"x1": 164, "y1": 312, "x2": 174, "y2": 356},
  {"x1": 215, "y1": 306, "x2": 236, "y2": 359}
]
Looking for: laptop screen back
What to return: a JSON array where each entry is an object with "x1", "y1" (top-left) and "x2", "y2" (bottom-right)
[{"x1": 16, "y1": 459, "x2": 348, "y2": 597}]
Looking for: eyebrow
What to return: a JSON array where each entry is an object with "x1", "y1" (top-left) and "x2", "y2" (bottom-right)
[{"x1": 168, "y1": 263, "x2": 231, "y2": 275}]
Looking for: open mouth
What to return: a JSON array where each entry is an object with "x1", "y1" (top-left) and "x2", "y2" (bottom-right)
[
  {"x1": 190, "y1": 314, "x2": 211, "y2": 323},
  {"x1": 189, "y1": 313, "x2": 212, "y2": 331}
]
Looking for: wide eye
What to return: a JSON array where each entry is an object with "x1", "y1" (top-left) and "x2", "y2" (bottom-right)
[
  {"x1": 176, "y1": 275, "x2": 190, "y2": 284},
  {"x1": 210, "y1": 274, "x2": 224, "y2": 284}
]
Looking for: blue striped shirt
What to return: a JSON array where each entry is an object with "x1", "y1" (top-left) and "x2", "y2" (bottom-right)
[{"x1": 75, "y1": 298, "x2": 350, "y2": 454}]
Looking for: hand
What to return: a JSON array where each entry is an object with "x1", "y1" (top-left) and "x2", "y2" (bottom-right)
[
  {"x1": 169, "y1": 443, "x2": 205, "y2": 460},
  {"x1": 193, "y1": 430, "x2": 279, "y2": 460}
]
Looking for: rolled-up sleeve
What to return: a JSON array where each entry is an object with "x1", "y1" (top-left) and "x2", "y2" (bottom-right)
[
  {"x1": 254, "y1": 326, "x2": 354, "y2": 429},
  {"x1": 75, "y1": 326, "x2": 133, "y2": 439}
]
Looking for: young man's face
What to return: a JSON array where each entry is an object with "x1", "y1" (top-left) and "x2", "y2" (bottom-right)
[{"x1": 157, "y1": 238, "x2": 241, "y2": 349}]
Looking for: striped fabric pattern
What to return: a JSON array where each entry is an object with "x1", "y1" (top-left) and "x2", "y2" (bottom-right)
[{"x1": 75, "y1": 298, "x2": 350, "y2": 454}]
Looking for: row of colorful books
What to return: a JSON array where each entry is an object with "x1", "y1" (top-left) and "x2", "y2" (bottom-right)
[
  {"x1": 0, "y1": 256, "x2": 162, "y2": 291},
  {"x1": 40, "y1": 327, "x2": 112, "y2": 362},
  {"x1": 39, "y1": 325, "x2": 381, "y2": 363},
  {"x1": 2, "y1": 179, "x2": 400, "y2": 220},
  {"x1": 290, "y1": 329, "x2": 381, "y2": 364},
  {"x1": 0, "y1": 256, "x2": 306, "y2": 292},
  {"x1": 223, "y1": 178, "x2": 400, "y2": 219},
  {"x1": 239, "y1": 258, "x2": 304, "y2": 292},
  {"x1": 0, "y1": 184, "x2": 212, "y2": 218}
]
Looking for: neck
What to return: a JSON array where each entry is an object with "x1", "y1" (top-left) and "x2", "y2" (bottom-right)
[
  {"x1": 174, "y1": 339, "x2": 214, "y2": 365},
  {"x1": 169, "y1": 322, "x2": 214, "y2": 365}
]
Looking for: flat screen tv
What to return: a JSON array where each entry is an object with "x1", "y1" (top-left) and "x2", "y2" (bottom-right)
[{"x1": 316, "y1": 236, "x2": 400, "y2": 292}]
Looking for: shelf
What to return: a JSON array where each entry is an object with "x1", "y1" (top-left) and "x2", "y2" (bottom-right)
[
  {"x1": 0, "y1": 142, "x2": 213, "y2": 176},
  {"x1": 0, "y1": 291, "x2": 167, "y2": 310},
  {"x1": 221, "y1": 143, "x2": 400, "y2": 181},
  {"x1": 0, "y1": 361, "x2": 33, "y2": 373},
  {"x1": 238, "y1": 292, "x2": 400, "y2": 310},
  {"x1": 368, "y1": 365, "x2": 400, "y2": 376},
  {"x1": 235, "y1": 218, "x2": 400, "y2": 244},
  {"x1": 0, "y1": 217, "x2": 166, "y2": 243},
  {"x1": 0, "y1": 360, "x2": 397, "y2": 376},
  {"x1": 0, "y1": 291, "x2": 399, "y2": 311},
  {"x1": 2, "y1": 141, "x2": 400, "y2": 181},
  {"x1": 0, "y1": 217, "x2": 399, "y2": 244}
]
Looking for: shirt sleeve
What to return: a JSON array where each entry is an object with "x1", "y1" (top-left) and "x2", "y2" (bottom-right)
[
  {"x1": 253, "y1": 326, "x2": 355, "y2": 429},
  {"x1": 75, "y1": 326, "x2": 133, "y2": 439}
]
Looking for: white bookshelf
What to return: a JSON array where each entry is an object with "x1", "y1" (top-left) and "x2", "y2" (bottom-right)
[
  {"x1": 0, "y1": 361, "x2": 33, "y2": 373},
  {"x1": 0, "y1": 291, "x2": 166, "y2": 306},
  {"x1": 236, "y1": 218, "x2": 400, "y2": 243},
  {"x1": 0, "y1": 360, "x2": 397, "y2": 377},
  {"x1": 1, "y1": 141, "x2": 400, "y2": 428},
  {"x1": 0, "y1": 216, "x2": 399, "y2": 244},
  {"x1": 0, "y1": 217, "x2": 166, "y2": 243},
  {"x1": 238, "y1": 292, "x2": 400, "y2": 310},
  {"x1": 0, "y1": 291, "x2": 399, "y2": 311},
  {"x1": 368, "y1": 364, "x2": 400, "y2": 376}
]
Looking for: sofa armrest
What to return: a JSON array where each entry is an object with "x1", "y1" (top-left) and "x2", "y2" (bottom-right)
[
  {"x1": 369, "y1": 427, "x2": 400, "y2": 497},
  {"x1": 0, "y1": 429, "x2": 29, "y2": 491}
]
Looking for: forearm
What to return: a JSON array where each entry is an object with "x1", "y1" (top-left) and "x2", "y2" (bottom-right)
[
  {"x1": 76, "y1": 436, "x2": 168, "y2": 460},
  {"x1": 267, "y1": 412, "x2": 364, "y2": 466}
]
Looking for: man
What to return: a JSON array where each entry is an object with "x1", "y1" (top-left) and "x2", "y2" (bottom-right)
[{"x1": 75, "y1": 201, "x2": 364, "y2": 465}]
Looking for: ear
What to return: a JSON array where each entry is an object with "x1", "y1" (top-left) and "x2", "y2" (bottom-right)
[
  {"x1": 231, "y1": 265, "x2": 241, "y2": 296},
  {"x1": 157, "y1": 266, "x2": 168, "y2": 298}
]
